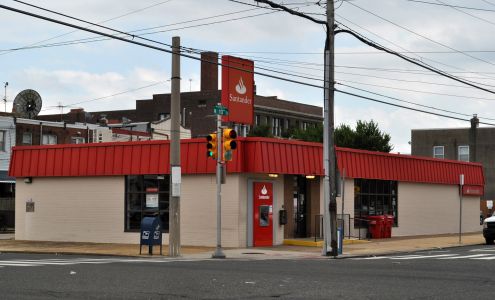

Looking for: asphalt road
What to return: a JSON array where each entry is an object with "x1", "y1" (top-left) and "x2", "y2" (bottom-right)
[{"x1": 0, "y1": 245, "x2": 494, "y2": 299}]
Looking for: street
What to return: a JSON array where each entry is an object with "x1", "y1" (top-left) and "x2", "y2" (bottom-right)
[{"x1": 0, "y1": 245, "x2": 494, "y2": 299}]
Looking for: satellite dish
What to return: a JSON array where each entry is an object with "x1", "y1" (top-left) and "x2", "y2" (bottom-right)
[{"x1": 13, "y1": 89, "x2": 42, "y2": 119}]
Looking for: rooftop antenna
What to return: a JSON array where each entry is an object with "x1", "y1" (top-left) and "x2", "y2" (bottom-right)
[
  {"x1": 189, "y1": 78, "x2": 192, "y2": 92},
  {"x1": 56, "y1": 102, "x2": 65, "y2": 121},
  {"x1": 3, "y1": 82, "x2": 8, "y2": 113}
]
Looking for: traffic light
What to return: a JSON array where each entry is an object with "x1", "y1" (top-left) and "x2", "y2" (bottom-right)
[
  {"x1": 223, "y1": 128, "x2": 237, "y2": 161},
  {"x1": 206, "y1": 133, "x2": 217, "y2": 159}
]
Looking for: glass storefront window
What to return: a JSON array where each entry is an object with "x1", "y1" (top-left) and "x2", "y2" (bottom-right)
[
  {"x1": 354, "y1": 179, "x2": 398, "y2": 227},
  {"x1": 125, "y1": 175, "x2": 170, "y2": 232}
]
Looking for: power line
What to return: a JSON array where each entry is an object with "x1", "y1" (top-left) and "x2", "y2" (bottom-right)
[
  {"x1": 336, "y1": 70, "x2": 476, "y2": 89},
  {"x1": 1, "y1": 0, "x2": 174, "y2": 56},
  {"x1": 338, "y1": 79, "x2": 495, "y2": 101},
  {"x1": 345, "y1": 1, "x2": 495, "y2": 68},
  {"x1": 335, "y1": 88, "x2": 495, "y2": 126},
  {"x1": 335, "y1": 28, "x2": 495, "y2": 93},
  {"x1": 0, "y1": 7, "x2": 283, "y2": 54},
  {"x1": 5, "y1": 2, "x2": 495, "y2": 127},
  {"x1": 0, "y1": 4, "x2": 325, "y2": 90},
  {"x1": 335, "y1": 65, "x2": 495, "y2": 80},
  {"x1": 40, "y1": 81, "x2": 169, "y2": 112},
  {"x1": 434, "y1": 0, "x2": 495, "y2": 29},
  {"x1": 406, "y1": 0, "x2": 495, "y2": 12},
  {"x1": 337, "y1": 82, "x2": 495, "y2": 121},
  {"x1": 335, "y1": 14, "x2": 495, "y2": 82}
]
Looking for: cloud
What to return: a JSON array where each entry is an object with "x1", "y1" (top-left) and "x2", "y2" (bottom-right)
[
  {"x1": 3, "y1": 0, "x2": 495, "y2": 154},
  {"x1": 9, "y1": 67, "x2": 171, "y2": 114}
]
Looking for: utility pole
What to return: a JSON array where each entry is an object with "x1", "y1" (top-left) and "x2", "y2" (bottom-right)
[
  {"x1": 322, "y1": 0, "x2": 338, "y2": 257},
  {"x1": 254, "y1": 0, "x2": 338, "y2": 257},
  {"x1": 169, "y1": 36, "x2": 181, "y2": 257}
]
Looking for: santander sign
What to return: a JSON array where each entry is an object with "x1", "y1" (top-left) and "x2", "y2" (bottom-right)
[{"x1": 221, "y1": 55, "x2": 254, "y2": 125}]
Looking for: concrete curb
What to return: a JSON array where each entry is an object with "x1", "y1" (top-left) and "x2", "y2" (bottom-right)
[{"x1": 283, "y1": 239, "x2": 370, "y2": 247}]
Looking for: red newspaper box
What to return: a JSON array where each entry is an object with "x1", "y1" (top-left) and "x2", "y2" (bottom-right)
[{"x1": 368, "y1": 215, "x2": 385, "y2": 239}]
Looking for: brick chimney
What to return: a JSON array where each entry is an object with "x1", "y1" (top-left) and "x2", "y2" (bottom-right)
[
  {"x1": 68, "y1": 108, "x2": 86, "y2": 123},
  {"x1": 201, "y1": 52, "x2": 218, "y2": 92},
  {"x1": 469, "y1": 114, "x2": 479, "y2": 162}
]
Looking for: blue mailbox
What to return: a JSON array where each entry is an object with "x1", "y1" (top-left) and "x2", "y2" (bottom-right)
[{"x1": 139, "y1": 216, "x2": 163, "y2": 255}]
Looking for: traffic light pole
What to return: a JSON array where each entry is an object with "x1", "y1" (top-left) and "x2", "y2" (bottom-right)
[{"x1": 212, "y1": 112, "x2": 226, "y2": 259}]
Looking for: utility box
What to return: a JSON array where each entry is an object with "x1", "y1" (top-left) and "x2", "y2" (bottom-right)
[
  {"x1": 279, "y1": 209, "x2": 287, "y2": 225},
  {"x1": 139, "y1": 216, "x2": 163, "y2": 255}
]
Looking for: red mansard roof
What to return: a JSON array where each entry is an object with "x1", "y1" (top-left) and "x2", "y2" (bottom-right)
[
  {"x1": 336, "y1": 147, "x2": 484, "y2": 186},
  {"x1": 9, "y1": 138, "x2": 484, "y2": 188}
]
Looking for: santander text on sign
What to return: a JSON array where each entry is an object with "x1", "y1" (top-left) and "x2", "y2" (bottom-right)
[{"x1": 221, "y1": 55, "x2": 254, "y2": 125}]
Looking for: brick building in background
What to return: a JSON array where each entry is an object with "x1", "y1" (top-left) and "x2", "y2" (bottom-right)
[{"x1": 38, "y1": 52, "x2": 323, "y2": 138}]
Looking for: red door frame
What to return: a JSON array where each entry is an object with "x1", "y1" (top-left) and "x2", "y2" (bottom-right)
[{"x1": 253, "y1": 182, "x2": 273, "y2": 247}]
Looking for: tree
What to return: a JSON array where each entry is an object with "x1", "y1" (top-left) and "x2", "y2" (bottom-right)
[
  {"x1": 335, "y1": 120, "x2": 393, "y2": 152},
  {"x1": 289, "y1": 120, "x2": 393, "y2": 152},
  {"x1": 247, "y1": 125, "x2": 273, "y2": 138},
  {"x1": 291, "y1": 123, "x2": 323, "y2": 143}
]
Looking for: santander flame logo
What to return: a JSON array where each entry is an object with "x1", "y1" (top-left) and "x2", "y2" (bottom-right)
[
  {"x1": 261, "y1": 185, "x2": 268, "y2": 195},
  {"x1": 235, "y1": 77, "x2": 247, "y2": 95}
]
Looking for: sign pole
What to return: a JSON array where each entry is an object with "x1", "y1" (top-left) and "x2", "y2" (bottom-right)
[
  {"x1": 212, "y1": 108, "x2": 226, "y2": 259},
  {"x1": 459, "y1": 174, "x2": 464, "y2": 244}
]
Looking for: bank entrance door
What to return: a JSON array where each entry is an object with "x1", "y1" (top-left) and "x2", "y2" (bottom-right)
[{"x1": 253, "y1": 182, "x2": 273, "y2": 247}]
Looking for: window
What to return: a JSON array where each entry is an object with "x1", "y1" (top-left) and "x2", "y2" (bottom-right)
[
  {"x1": 0, "y1": 131, "x2": 6, "y2": 151},
  {"x1": 255, "y1": 115, "x2": 261, "y2": 126},
  {"x1": 354, "y1": 179, "x2": 398, "y2": 227},
  {"x1": 433, "y1": 146, "x2": 444, "y2": 159},
  {"x1": 197, "y1": 100, "x2": 206, "y2": 108},
  {"x1": 125, "y1": 175, "x2": 170, "y2": 232},
  {"x1": 158, "y1": 113, "x2": 169, "y2": 120},
  {"x1": 42, "y1": 134, "x2": 57, "y2": 145},
  {"x1": 22, "y1": 132, "x2": 32, "y2": 145},
  {"x1": 272, "y1": 118, "x2": 282, "y2": 136},
  {"x1": 71, "y1": 137, "x2": 85, "y2": 144},
  {"x1": 458, "y1": 146, "x2": 469, "y2": 162}
]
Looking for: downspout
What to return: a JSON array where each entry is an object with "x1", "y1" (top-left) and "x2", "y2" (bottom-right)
[{"x1": 39, "y1": 122, "x2": 42, "y2": 145}]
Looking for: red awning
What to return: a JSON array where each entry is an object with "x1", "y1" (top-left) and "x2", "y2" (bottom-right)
[
  {"x1": 336, "y1": 147, "x2": 484, "y2": 187},
  {"x1": 9, "y1": 139, "x2": 484, "y2": 190}
]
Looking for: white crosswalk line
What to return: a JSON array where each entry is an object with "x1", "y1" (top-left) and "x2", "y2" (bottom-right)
[
  {"x1": 0, "y1": 257, "x2": 210, "y2": 268},
  {"x1": 390, "y1": 254, "x2": 458, "y2": 260},
  {"x1": 470, "y1": 255, "x2": 495, "y2": 260},
  {"x1": 469, "y1": 248, "x2": 495, "y2": 252},
  {"x1": 438, "y1": 254, "x2": 492, "y2": 259},
  {"x1": 356, "y1": 257, "x2": 388, "y2": 260}
]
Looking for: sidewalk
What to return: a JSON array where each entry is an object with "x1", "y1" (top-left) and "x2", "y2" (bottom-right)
[{"x1": 0, "y1": 232, "x2": 485, "y2": 259}]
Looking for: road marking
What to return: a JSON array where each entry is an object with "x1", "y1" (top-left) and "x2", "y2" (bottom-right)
[
  {"x1": 438, "y1": 254, "x2": 492, "y2": 259},
  {"x1": 469, "y1": 248, "x2": 495, "y2": 252},
  {"x1": 0, "y1": 257, "x2": 210, "y2": 268},
  {"x1": 471, "y1": 256, "x2": 495, "y2": 260},
  {"x1": 390, "y1": 254, "x2": 458, "y2": 260}
]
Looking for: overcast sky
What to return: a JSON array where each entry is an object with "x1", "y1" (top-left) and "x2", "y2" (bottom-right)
[{"x1": 2, "y1": 0, "x2": 495, "y2": 153}]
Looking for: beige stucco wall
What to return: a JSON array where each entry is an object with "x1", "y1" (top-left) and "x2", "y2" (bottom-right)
[
  {"x1": 319, "y1": 179, "x2": 481, "y2": 238},
  {"x1": 181, "y1": 174, "x2": 243, "y2": 247},
  {"x1": 15, "y1": 176, "x2": 137, "y2": 243},
  {"x1": 394, "y1": 182, "x2": 481, "y2": 236},
  {"x1": 15, "y1": 173, "x2": 285, "y2": 247}
]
